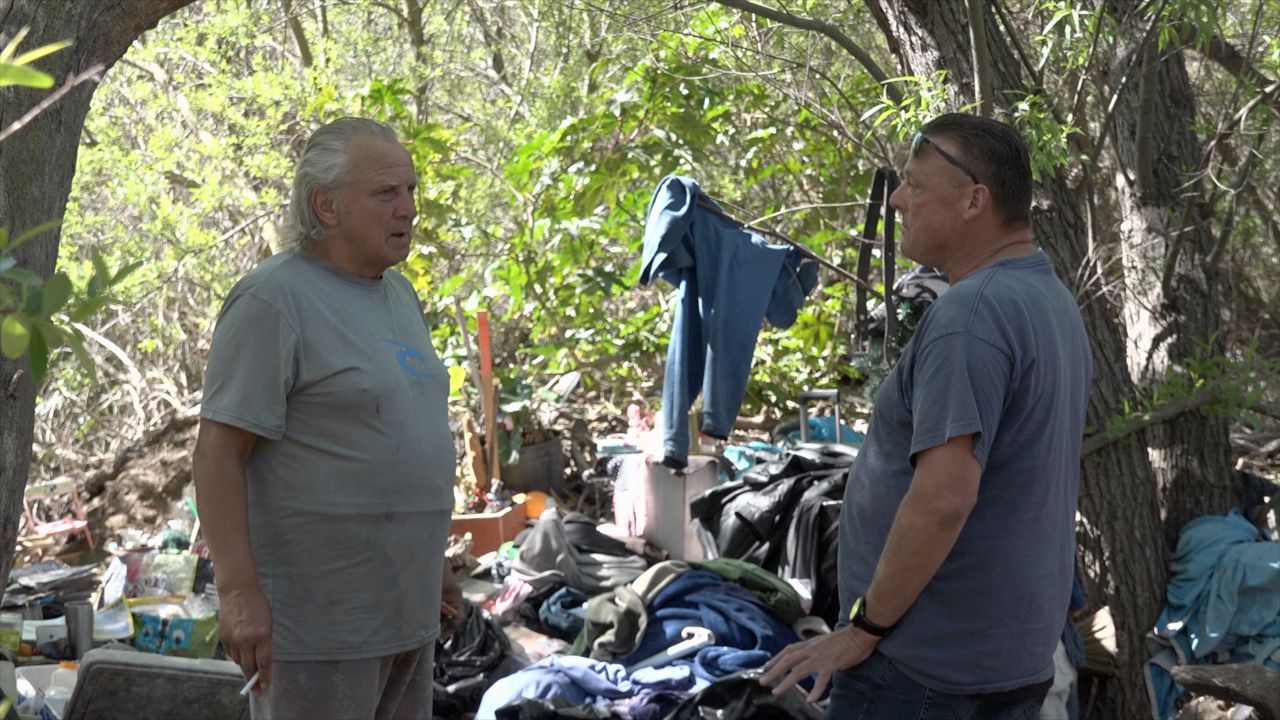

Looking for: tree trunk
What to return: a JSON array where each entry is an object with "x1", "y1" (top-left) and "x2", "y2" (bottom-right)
[
  {"x1": 1104, "y1": 1, "x2": 1234, "y2": 550},
  {"x1": 866, "y1": 2, "x2": 1166, "y2": 715},
  {"x1": 0, "y1": 0, "x2": 197, "y2": 586}
]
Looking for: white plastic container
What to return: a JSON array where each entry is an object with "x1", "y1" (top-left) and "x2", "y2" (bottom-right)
[{"x1": 43, "y1": 660, "x2": 77, "y2": 718}]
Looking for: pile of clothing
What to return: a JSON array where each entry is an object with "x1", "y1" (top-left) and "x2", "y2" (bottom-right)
[
  {"x1": 472, "y1": 521, "x2": 829, "y2": 719},
  {"x1": 1145, "y1": 509, "x2": 1280, "y2": 719},
  {"x1": 689, "y1": 444, "x2": 857, "y2": 626}
]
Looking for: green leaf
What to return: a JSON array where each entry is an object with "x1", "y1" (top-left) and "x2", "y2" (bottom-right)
[
  {"x1": 68, "y1": 295, "x2": 112, "y2": 323},
  {"x1": 6, "y1": 218, "x2": 62, "y2": 252},
  {"x1": 26, "y1": 324, "x2": 48, "y2": 382},
  {"x1": 41, "y1": 272, "x2": 72, "y2": 315},
  {"x1": 23, "y1": 288, "x2": 42, "y2": 315},
  {"x1": 66, "y1": 329, "x2": 96, "y2": 384},
  {"x1": 1, "y1": 314, "x2": 31, "y2": 358},
  {"x1": 11, "y1": 39, "x2": 71, "y2": 67},
  {"x1": 0, "y1": 63, "x2": 54, "y2": 89},
  {"x1": 36, "y1": 319, "x2": 64, "y2": 347},
  {"x1": 110, "y1": 260, "x2": 144, "y2": 285},
  {"x1": 499, "y1": 398, "x2": 531, "y2": 413},
  {"x1": 0, "y1": 27, "x2": 29, "y2": 64},
  {"x1": 88, "y1": 248, "x2": 111, "y2": 296},
  {"x1": 0, "y1": 266, "x2": 42, "y2": 286}
]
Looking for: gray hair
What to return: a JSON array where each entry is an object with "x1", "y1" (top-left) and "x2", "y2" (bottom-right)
[{"x1": 285, "y1": 117, "x2": 401, "y2": 248}]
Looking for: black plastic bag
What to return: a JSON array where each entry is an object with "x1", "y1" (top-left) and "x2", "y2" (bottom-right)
[
  {"x1": 434, "y1": 599, "x2": 517, "y2": 717},
  {"x1": 494, "y1": 698, "x2": 618, "y2": 719},
  {"x1": 664, "y1": 671, "x2": 824, "y2": 720}
]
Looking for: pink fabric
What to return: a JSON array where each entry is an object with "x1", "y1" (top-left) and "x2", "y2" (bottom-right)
[{"x1": 492, "y1": 577, "x2": 535, "y2": 623}]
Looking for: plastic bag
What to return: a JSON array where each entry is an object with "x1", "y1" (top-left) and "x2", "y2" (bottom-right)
[
  {"x1": 128, "y1": 594, "x2": 218, "y2": 657},
  {"x1": 434, "y1": 599, "x2": 521, "y2": 717},
  {"x1": 666, "y1": 670, "x2": 824, "y2": 719}
]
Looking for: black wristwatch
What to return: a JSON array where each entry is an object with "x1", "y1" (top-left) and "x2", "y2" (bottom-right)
[{"x1": 849, "y1": 595, "x2": 895, "y2": 637}]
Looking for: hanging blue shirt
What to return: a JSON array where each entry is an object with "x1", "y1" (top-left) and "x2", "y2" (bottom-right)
[{"x1": 639, "y1": 175, "x2": 818, "y2": 469}]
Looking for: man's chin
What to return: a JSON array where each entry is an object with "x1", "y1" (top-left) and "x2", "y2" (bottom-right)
[{"x1": 386, "y1": 237, "x2": 412, "y2": 258}]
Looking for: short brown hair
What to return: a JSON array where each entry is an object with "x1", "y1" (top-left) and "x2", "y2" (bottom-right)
[{"x1": 922, "y1": 113, "x2": 1032, "y2": 226}]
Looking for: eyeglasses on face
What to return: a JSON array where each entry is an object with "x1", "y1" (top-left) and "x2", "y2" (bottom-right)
[{"x1": 911, "y1": 131, "x2": 981, "y2": 185}]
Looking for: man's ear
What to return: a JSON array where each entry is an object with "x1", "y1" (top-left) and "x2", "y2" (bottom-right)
[
  {"x1": 313, "y1": 186, "x2": 340, "y2": 228},
  {"x1": 963, "y1": 184, "x2": 991, "y2": 220}
]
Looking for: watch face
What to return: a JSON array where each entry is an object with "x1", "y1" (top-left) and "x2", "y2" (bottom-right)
[{"x1": 852, "y1": 595, "x2": 892, "y2": 637}]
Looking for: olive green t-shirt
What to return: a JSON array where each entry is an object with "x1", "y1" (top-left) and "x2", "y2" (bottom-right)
[{"x1": 201, "y1": 248, "x2": 455, "y2": 660}]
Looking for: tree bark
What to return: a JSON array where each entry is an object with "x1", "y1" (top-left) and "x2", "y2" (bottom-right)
[
  {"x1": 0, "y1": 0, "x2": 197, "y2": 586},
  {"x1": 1104, "y1": 0, "x2": 1234, "y2": 550}
]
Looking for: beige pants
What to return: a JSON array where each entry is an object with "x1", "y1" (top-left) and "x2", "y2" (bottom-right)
[{"x1": 250, "y1": 642, "x2": 435, "y2": 720}]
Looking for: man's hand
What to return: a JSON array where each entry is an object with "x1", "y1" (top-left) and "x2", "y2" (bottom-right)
[
  {"x1": 440, "y1": 565, "x2": 463, "y2": 641},
  {"x1": 759, "y1": 626, "x2": 877, "y2": 702},
  {"x1": 218, "y1": 584, "x2": 273, "y2": 694}
]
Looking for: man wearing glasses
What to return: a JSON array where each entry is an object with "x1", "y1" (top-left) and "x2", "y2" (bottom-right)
[{"x1": 762, "y1": 113, "x2": 1092, "y2": 719}]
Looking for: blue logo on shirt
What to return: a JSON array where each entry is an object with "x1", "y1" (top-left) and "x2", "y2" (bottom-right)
[{"x1": 379, "y1": 339, "x2": 438, "y2": 379}]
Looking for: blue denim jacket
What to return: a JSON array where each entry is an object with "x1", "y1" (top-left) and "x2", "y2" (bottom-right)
[{"x1": 639, "y1": 175, "x2": 817, "y2": 469}]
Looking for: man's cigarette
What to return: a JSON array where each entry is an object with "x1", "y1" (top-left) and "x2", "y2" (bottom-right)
[{"x1": 239, "y1": 670, "x2": 261, "y2": 696}]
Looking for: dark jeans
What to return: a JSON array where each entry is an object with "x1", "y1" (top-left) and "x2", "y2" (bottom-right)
[{"x1": 824, "y1": 651, "x2": 1051, "y2": 720}]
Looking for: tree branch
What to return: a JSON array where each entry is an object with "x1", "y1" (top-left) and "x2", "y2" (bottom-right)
[
  {"x1": 990, "y1": 0, "x2": 1041, "y2": 89},
  {"x1": 281, "y1": 0, "x2": 314, "y2": 68},
  {"x1": 1133, "y1": 44, "x2": 1157, "y2": 195},
  {"x1": 1086, "y1": 0, "x2": 1169, "y2": 172},
  {"x1": 1181, "y1": 28, "x2": 1280, "y2": 119},
  {"x1": 0, "y1": 65, "x2": 103, "y2": 144},
  {"x1": 1081, "y1": 387, "x2": 1219, "y2": 457},
  {"x1": 965, "y1": 0, "x2": 992, "y2": 115},
  {"x1": 1251, "y1": 402, "x2": 1280, "y2": 423},
  {"x1": 711, "y1": 0, "x2": 903, "y2": 105},
  {"x1": 1207, "y1": 137, "x2": 1260, "y2": 274}
]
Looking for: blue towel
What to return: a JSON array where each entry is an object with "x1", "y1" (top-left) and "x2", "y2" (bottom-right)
[
  {"x1": 476, "y1": 655, "x2": 697, "y2": 720},
  {"x1": 619, "y1": 569, "x2": 798, "y2": 681},
  {"x1": 1145, "y1": 510, "x2": 1280, "y2": 719}
]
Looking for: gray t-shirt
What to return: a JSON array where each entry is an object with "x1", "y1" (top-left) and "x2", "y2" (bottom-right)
[
  {"x1": 838, "y1": 250, "x2": 1091, "y2": 693},
  {"x1": 201, "y1": 248, "x2": 455, "y2": 661}
]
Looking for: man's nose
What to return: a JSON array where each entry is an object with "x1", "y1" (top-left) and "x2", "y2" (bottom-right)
[
  {"x1": 396, "y1": 190, "x2": 416, "y2": 220},
  {"x1": 888, "y1": 184, "x2": 906, "y2": 213}
]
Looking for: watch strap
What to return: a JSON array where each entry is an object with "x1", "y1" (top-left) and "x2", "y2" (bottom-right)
[{"x1": 849, "y1": 595, "x2": 894, "y2": 637}]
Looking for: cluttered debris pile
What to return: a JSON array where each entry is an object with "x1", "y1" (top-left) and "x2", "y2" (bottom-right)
[{"x1": 3, "y1": 380, "x2": 1275, "y2": 720}]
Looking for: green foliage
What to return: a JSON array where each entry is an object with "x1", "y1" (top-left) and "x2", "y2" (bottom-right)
[
  {"x1": 1, "y1": 32, "x2": 135, "y2": 382},
  {"x1": 0, "y1": 232, "x2": 139, "y2": 380},
  {"x1": 1158, "y1": 0, "x2": 1221, "y2": 52},
  {"x1": 1034, "y1": 1, "x2": 1098, "y2": 71},
  {"x1": 495, "y1": 377, "x2": 535, "y2": 466},
  {"x1": 1008, "y1": 95, "x2": 1082, "y2": 182},
  {"x1": 43, "y1": 2, "x2": 911, "y2": 468},
  {"x1": 0, "y1": 28, "x2": 70, "y2": 88},
  {"x1": 1090, "y1": 341, "x2": 1279, "y2": 448},
  {"x1": 42, "y1": 0, "x2": 1277, "y2": 488},
  {"x1": 860, "y1": 70, "x2": 960, "y2": 136}
]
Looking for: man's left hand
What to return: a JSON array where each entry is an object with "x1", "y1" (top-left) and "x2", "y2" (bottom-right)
[{"x1": 759, "y1": 626, "x2": 878, "y2": 702}]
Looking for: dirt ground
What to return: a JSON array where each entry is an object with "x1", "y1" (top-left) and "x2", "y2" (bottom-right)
[{"x1": 80, "y1": 417, "x2": 199, "y2": 555}]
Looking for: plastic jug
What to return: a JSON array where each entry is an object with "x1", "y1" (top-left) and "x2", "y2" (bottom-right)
[{"x1": 44, "y1": 660, "x2": 78, "y2": 718}]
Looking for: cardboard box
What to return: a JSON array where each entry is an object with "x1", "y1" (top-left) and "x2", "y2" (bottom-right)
[
  {"x1": 614, "y1": 455, "x2": 717, "y2": 561},
  {"x1": 451, "y1": 502, "x2": 527, "y2": 556}
]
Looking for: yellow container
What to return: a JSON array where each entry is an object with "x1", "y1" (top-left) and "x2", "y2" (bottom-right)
[{"x1": 0, "y1": 611, "x2": 22, "y2": 655}]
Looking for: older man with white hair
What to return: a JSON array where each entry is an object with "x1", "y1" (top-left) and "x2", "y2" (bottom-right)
[{"x1": 194, "y1": 117, "x2": 459, "y2": 720}]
